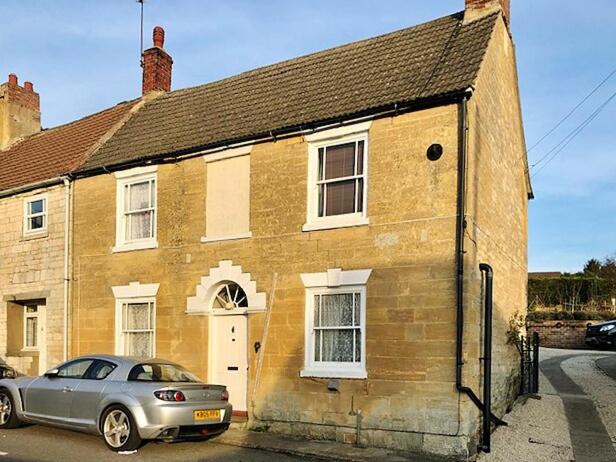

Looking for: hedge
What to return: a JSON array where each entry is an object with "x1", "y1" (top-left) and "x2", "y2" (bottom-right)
[{"x1": 527, "y1": 310, "x2": 615, "y2": 322}]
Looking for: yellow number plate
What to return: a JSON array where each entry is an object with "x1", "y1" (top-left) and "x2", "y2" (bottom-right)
[{"x1": 194, "y1": 409, "x2": 220, "y2": 421}]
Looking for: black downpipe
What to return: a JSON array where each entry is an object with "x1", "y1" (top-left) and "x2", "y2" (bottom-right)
[
  {"x1": 454, "y1": 96, "x2": 505, "y2": 452},
  {"x1": 479, "y1": 263, "x2": 494, "y2": 453}
]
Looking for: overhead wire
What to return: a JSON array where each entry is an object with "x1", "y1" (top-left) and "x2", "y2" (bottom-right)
[
  {"x1": 527, "y1": 68, "x2": 616, "y2": 155},
  {"x1": 531, "y1": 89, "x2": 616, "y2": 178}
]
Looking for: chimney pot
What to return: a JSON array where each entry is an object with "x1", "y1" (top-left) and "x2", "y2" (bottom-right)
[
  {"x1": 8, "y1": 73, "x2": 17, "y2": 85},
  {"x1": 153, "y1": 26, "x2": 165, "y2": 48},
  {"x1": 464, "y1": 0, "x2": 510, "y2": 27},
  {"x1": 24, "y1": 81, "x2": 33, "y2": 92}
]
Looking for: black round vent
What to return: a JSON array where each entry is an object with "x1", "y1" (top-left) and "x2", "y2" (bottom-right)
[{"x1": 427, "y1": 144, "x2": 443, "y2": 161}]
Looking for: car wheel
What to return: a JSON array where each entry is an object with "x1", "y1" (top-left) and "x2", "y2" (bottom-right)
[
  {"x1": 101, "y1": 405, "x2": 142, "y2": 452},
  {"x1": 0, "y1": 389, "x2": 21, "y2": 429}
]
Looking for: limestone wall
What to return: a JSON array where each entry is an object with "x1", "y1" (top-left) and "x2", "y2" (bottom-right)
[{"x1": 0, "y1": 184, "x2": 67, "y2": 374}]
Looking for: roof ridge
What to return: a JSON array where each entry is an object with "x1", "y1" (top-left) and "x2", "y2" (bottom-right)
[
  {"x1": 159, "y1": 11, "x2": 467, "y2": 100},
  {"x1": 68, "y1": 96, "x2": 154, "y2": 171}
]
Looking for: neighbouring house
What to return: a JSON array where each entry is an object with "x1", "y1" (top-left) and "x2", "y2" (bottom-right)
[
  {"x1": 68, "y1": 0, "x2": 531, "y2": 457},
  {"x1": 0, "y1": 75, "x2": 140, "y2": 375}
]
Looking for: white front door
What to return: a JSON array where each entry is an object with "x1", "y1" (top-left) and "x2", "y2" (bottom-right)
[{"x1": 210, "y1": 315, "x2": 247, "y2": 413}]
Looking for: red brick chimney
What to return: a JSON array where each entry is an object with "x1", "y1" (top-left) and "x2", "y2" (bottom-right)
[
  {"x1": 465, "y1": 0, "x2": 510, "y2": 27},
  {"x1": 0, "y1": 73, "x2": 41, "y2": 149},
  {"x1": 142, "y1": 26, "x2": 173, "y2": 95}
]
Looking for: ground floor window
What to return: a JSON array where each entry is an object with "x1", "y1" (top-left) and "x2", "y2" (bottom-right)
[
  {"x1": 300, "y1": 268, "x2": 371, "y2": 379},
  {"x1": 120, "y1": 301, "x2": 155, "y2": 357},
  {"x1": 23, "y1": 305, "x2": 39, "y2": 350}
]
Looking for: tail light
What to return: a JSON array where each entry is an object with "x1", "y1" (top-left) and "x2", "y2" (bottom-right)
[
  {"x1": 154, "y1": 390, "x2": 186, "y2": 402},
  {"x1": 221, "y1": 389, "x2": 229, "y2": 401}
]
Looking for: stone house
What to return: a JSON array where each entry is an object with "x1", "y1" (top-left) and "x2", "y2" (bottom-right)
[
  {"x1": 0, "y1": 75, "x2": 139, "y2": 375},
  {"x1": 68, "y1": 0, "x2": 532, "y2": 457}
]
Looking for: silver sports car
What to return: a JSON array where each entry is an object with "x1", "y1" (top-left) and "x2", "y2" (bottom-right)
[{"x1": 0, "y1": 355, "x2": 232, "y2": 451}]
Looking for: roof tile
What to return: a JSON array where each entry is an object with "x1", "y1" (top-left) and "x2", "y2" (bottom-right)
[{"x1": 81, "y1": 11, "x2": 498, "y2": 171}]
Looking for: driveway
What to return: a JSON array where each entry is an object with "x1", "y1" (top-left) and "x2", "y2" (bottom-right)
[
  {"x1": 0, "y1": 424, "x2": 311, "y2": 462},
  {"x1": 480, "y1": 347, "x2": 616, "y2": 462}
]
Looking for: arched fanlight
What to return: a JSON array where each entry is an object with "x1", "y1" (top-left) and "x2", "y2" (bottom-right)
[{"x1": 213, "y1": 282, "x2": 248, "y2": 310}]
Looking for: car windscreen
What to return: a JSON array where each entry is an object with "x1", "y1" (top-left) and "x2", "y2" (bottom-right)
[{"x1": 127, "y1": 363, "x2": 201, "y2": 383}]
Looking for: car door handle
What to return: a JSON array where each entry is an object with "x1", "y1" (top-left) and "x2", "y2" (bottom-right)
[{"x1": 62, "y1": 386, "x2": 73, "y2": 393}]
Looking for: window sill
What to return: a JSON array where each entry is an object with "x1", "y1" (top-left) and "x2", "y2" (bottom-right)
[
  {"x1": 200, "y1": 232, "x2": 252, "y2": 243},
  {"x1": 300, "y1": 368, "x2": 367, "y2": 379},
  {"x1": 112, "y1": 240, "x2": 158, "y2": 253},
  {"x1": 19, "y1": 349, "x2": 39, "y2": 356},
  {"x1": 302, "y1": 217, "x2": 370, "y2": 232},
  {"x1": 21, "y1": 230, "x2": 48, "y2": 241}
]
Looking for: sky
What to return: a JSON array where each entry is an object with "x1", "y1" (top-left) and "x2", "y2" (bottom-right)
[{"x1": 1, "y1": 0, "x2": 615, "y2": 272}]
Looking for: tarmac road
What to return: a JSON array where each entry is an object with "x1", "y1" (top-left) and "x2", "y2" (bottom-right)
[{"x1": 0, "y1": 423, "x2": 310, "y2": 462}]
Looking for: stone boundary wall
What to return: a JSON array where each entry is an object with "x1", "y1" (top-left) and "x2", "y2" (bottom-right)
[{"x1": 526, "y1": 320, "x2": 598, "y2": 349}]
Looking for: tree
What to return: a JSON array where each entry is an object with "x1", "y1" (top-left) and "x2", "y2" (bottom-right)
[{"x1": 584, "y1": 258, "x2": 602, "y2": 277}]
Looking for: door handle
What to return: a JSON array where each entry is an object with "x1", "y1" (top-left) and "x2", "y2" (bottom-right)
[
  {"x1": 62, "y1": 386, "x2": 73, "y2": 393},
  {"x1": 227, "y1": 366, "x2": 239, "y2": 371}
]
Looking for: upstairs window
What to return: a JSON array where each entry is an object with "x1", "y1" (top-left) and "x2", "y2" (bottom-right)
[
  {"x1": 123, "y1": 179, "x2": 156, "y2": 241},
  {"x1": 113, "y1": 167, "x2": 158, "y2": 252},
  {"x1": 303, "y1": 122, "x2": 370, "y2": 232},
  {"x1": 24, "y1": 195, "x2": 47, "y2": 236},
  {"x1": 316, "y1": 141, "x2": 365, "y2": 217},
  {"x1": 202, "y1": 147, "x2": 252, "y2": 243}
]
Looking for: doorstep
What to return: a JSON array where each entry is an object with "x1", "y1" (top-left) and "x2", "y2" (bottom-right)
[{"x1": 214, "y1": 429, "x2": 449, "y2": 462}]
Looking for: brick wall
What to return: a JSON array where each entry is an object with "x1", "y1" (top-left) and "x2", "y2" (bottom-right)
[{"x1": 526, "y1": 320, "x2": 594, "y2": 349}]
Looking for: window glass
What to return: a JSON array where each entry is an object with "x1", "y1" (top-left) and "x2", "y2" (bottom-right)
[
  {"x1": 316, "y1": 140, "x2": 365, "y2": 217},
  {"x1": 26, "y1": 198, "x2": 46, "y2": 232},
  {"x1": 128, "y1": 363, "x2": 200, "y2": 383},
  {"x1": 122, "y1": 302, "x2": 154, "y2": 357},
  {"x1": 123, "y1": 179, "x2": 155, "y2": 242},
  {"x1": 29, "y1": 200, "x2": 44, "y2": 214},
  {"x1": 313, "y1": 292, "x2": 361, "y2": 363},
  {"x1": 85, "y1": 360, "x2": 117, "y2": 380},
  {"x1": 57, "y1": 359, "x2": 94, "y2": 379},
  {"x1": 24, "y1": 305, "x2": 39, "y2": 348}
]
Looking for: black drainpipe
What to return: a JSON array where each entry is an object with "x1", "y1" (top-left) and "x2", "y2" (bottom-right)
[
  {"x1": 455, "y1": 96, "x2": 505, "y2": 453},
  {"x1": 479, "y1": 263, "x2": 494, "y2": 453}
]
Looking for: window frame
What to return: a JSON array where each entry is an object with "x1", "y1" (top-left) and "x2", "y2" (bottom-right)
[
  {"x1": 303, "y1": 124, "x2": 370, "y2": 232},
  {"x1": 22, "y1": 304, "x2": 39, "y2": 351},
  {"x1": 23, "y1": 194, "x2": 48, "y2": 237},
  {"x1": 113, "y1": 166, "x2": 158, "y2": 253},
  {"x1": 115, "y1": 296, "x2": 157, "y2": 358},
  {"x1": 302, "y1": 286, "x2": 367, "y2": 378}
]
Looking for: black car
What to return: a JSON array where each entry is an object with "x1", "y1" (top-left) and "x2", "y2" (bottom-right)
[{"x1": 585, "y1": 320, "x2": 616, "y2": 349}]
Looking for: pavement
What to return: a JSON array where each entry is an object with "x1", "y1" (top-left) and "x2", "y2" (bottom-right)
[{"x1": 478, "y1": 347, "x2": 616, "y2": 462}]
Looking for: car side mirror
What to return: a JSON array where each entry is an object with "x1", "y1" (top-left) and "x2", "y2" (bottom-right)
[{"x1": 44, "y1": 368, "x2": 59, "y2": 378}]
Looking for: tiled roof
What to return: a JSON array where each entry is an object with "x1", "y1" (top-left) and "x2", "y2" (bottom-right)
[
  {"x1": 0, "y1": 101, "x2": 137, "y2": 191},
  {"x1": 80, "y1": 11, "x2": 499, "y2": 171}
]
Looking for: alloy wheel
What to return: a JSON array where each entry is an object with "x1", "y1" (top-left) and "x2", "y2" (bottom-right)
[
  {"x1": 0, "y1": 394, "x2": 12, "y2": 425},
  {"x1": 103, "y1": 409, "x2": 131, "y2": 448}
]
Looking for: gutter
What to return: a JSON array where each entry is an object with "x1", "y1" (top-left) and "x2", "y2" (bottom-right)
[
  {"x1": 0, "y1": 176, "x2": 64, "y2": 199},
  {"x1": 455, "y1": 95, "x2": 506, "y2": 451},
  {"x1": 72, "y1": 91, "x2": 469, "y2": 178}
]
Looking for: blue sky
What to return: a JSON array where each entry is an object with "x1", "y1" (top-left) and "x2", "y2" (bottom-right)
[{"x1": 1, "y1": 1, "x2": 615, "y2": 272}]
